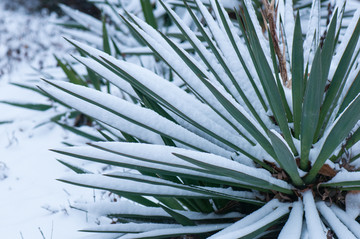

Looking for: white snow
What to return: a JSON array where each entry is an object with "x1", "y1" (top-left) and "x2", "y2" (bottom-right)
[
  {"x1": 331, "y1": 204, "x2": 360, "y2": 238},
  {"x1": 78, "y1": 200, "x2": 244, "y2": 220},
  {"x1": 0, "y1": 3, "x2": 101, "y2": 238},
  {"x1": 316, "y1": 201, "x2": 356, "y2": 239},
  {"x1": 81, "y1": 222, "x2": 181, "y2": 232},
  {"x1": 60, "y1": 173, "x2": 221, "y2": 198},
  {"x1": 345, "y1": 191, "x2": 360, "y2": 220},
  {"x1": 54, "y1": 142, "x2": 261, "y2": 189},
  {"x1": 43, "y1": 80, "x2": 235, "y2": 157},
  {"x1": 329, "y1": 8, "x2": 360, "y2": 80},
  {"x1": 325, "y1": 171, "x2": 360, "y2": 184},
  {"x1": 208, "y1": 199, "x2": 281, "y2": 238},
  {"x1": 168, "y1": 148, "x2": 292, "y2": 190},
  {"x1": 278, "y1": 200, "x2": 303, "y2": 239},
  {"x1": 303, "y1": 0, "x2": 320, "y2": 64},
  {"x1": 117, "y1": 223, "x2": 230, "y2": 239},
  {"x1": 303, "y1": 190, "x2": 326, "y2": 239},
  {"x1": 210, "y1": 204, "x2": 290, "y2": 238}
]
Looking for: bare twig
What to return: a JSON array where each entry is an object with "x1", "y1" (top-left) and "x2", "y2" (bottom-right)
[{"x1": 262, "y1": 0, "x2": 290, "y2": 88}]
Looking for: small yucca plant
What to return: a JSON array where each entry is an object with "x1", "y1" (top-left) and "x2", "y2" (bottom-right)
[{"x1": 41, "y1": 0, "x2": 360, "y2": 237}]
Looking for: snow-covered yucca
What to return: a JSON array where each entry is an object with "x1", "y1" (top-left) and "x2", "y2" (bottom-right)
[{"x1": 42, "y1": 0, "x2": 360, "y2": 237}]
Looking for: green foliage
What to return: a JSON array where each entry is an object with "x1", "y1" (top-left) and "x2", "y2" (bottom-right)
[
  {"x1": 41, "y1": 0, "x2": 360, "y2": 237},
  {"x1": 6, "y1": 0, "x2": 360, "y2": 238}
]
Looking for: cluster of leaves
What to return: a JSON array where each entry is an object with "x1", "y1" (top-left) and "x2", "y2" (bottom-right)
[
  {"x1": 39, "y1": 0, "x2": 360, "y2": 238},
  {"x1": 3, "y1": 0, "x2": 360, "y2": 238}
]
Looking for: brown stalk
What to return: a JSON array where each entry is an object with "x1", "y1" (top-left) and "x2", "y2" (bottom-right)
[{"x1": 262, "y1": 0, "x2": 290, "y2": 88}]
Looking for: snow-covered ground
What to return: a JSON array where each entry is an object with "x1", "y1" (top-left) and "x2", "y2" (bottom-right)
[{"x1": 0, "y1": 3, "x2": 100, "y2": 238}]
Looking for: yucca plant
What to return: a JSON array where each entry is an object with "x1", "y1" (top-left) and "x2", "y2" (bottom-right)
[{"x1": 40, "y1": 0, "x2": 360, "y2": 237}]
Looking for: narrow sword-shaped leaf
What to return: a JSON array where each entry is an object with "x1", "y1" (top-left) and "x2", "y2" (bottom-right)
[
  {"x1": 106, "y1": 172, "x2": 263, "y2": 204},
  {"x1": 305, "y1": 92, "x2": 360, "y2": 183},
  {"x1": 292, "y1": 12, "x2": 304, "y2": 138},
  {"x1": 117, "y1": 224, "x2": 230, "y2": 239},
  {"x1": 268, "y1": 130, "x2": 303, "y2": 186},
  {"x1": 140, "y1": 0, "x2": 158, "y2": 29},
  {"x1": 59, "y1": 174, "x2": 238, "y2": 199},
  {"x1": 0, "y1": 101, "x2": 52, "y2": 111},
  {"x1": 77, "y1": 200, "x2": 244, "y2": 221},
  {"x1": 57, "y1": 159, "x2": 92, "y2": 174},
  {"x1": 337, "y1": 65, "x2": 360, "y2": 115},
  {"x1": 173, "y1": 152, "x2": 293, "y2": 194},
  {"x1": 320, "y1": 10, "x2": 338, "y2": 86},
  {"x1": 267, "y1": 28, "x2": 293, "y2": 123},
  {"x1": 52, "y1": 144, "x2": 269, "y2": 192},
  {"x1": 315, "y1": 16, "x2": 360, "y2": 138},
  {"x1": 240, "y1": 1, "x2": 297, "y2": 154},
  {"x1": 54, "y1": 121, "x2": 104, "y2": 142},
  {"x1": 80, "y1": 223, "x2": 181, "y2": 233},
  {"x1": 158, "y1": 204, "x2": 196, "y2": 226},
  {"x1": 300, "y1": 47, "x2": 323, "y2": 170}
]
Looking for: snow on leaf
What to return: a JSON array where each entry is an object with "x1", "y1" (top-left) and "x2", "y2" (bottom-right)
[
  {"x1": 208, "y1": 199, "x2": 282, "y2": 238},
  {"x1": 278, "y1": 200, "x2": 303, "y2": 239},
  {"x1": 345, "y1": 191, "x2": 360, "y2": 220},
  {"x1": 77, "y1": 200, "x2": 244, "y2": 220},
  {"x1": 60, "y1": 173, "x2": 231, "y2": 198},
  {"x1": 303, "y1": 0, "x2": 320, "y2": 64},
  {"x1": 80, "y1": 222, "x2": 181, "y2": 233},
  {"x1": 53, "y1": 143, "x2": 263, "y2": 190},
  {"x1": 172, "y1": 150, "x2": 293, "y2": 193},
  {"x1": 42, "y1": 80, "x2": 234, "y2": 157},
  {"x1": 210, "y1": 204, "x2": 290, "y2": 239},
  {"x1": 117, "y1": 223, "x2": 230, "y2": 239},
  {"x1": 316, "y1": 201, "x2": 356, "y2": 239},
  {"x1": 330, "y1": 204, "x2": 360, "y2": 237},
  {"x1": 303, "y1": 190, "x2": 326, "y2": 239}
]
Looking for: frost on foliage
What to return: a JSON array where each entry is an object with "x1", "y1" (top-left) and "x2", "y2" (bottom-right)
[
  {"x1": 208, "y1": 200, "x2": 281, "y2": 238},
  {"x1": 40, "y1": 0, "x2": 360, "y2": 238},
  {"x1": 209, "y1": 200, "x2": 289, "y2": 239},
  {"x1": 61, "y1": 174, "x2": 224, "y2": 198},
  {"x1": 42, "y1": 80, "x2": 234, "y2": 158},
  {"x1": 74, "y1": 54, "x2": 269, "y2": 164},
  {"x1": 77, "y1": 200, "x2": 244, "y2": 220},
  {"x1": 54, "y1": 143, "x2": 259, "y2": 188}
]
